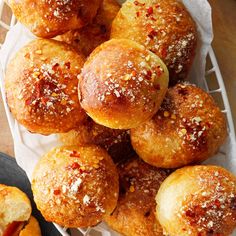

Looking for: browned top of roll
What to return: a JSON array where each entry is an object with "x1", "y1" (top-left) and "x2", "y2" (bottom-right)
[
  {"x1": 78, "y1": 38, "x2": 169, "y2": 129},
  {"x1": 105, "y1": 157, "x2": 170, "y2": 236},
  {"x1": 9, "y1": 0, "x2": 103, "y2": 38},
  {"x1": 156, "y1": 165, "x2": 236, "y2": 236},
  {"x1": 55, "y1": 0, "x2": 120, "y2": 56},
  {"x1": 5, "y1": 39, "x2": 86, "y2": 135},
  {"x1": 32, "y1": 145, "x2": 119, "y2": 228},
  {"x1": 111, "y1": 0, "x2": 197, "y2": 85}
]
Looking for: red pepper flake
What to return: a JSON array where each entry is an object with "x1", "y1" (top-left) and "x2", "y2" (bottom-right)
[
  {"x1": 156, "y1": 66, "x2": 163, "y2": 76},
  {"x1": 136, "y1": 11, "x2": 140, "y2": 17},
  {"x1": 35, "y1": 83, "x2": 41, "y2": 98},
  {"x1": 185, "y1": 209, "x2": 195, "y2": 218},
  {"x1": 147, "y1": 24, "x2": 157, "y2": 39},
  {"x1": 155, "y1": 4, "x2": 160, "y2": 8},
  {"x1": 24, "y1": 53, "x2": 30, "y2": 59},
  {"x1": 154, "y1": 83, "x2": 160, "y2": 90},
  {"x1": 214, "y1": 199, "x2": 221, "y2": 208},
  {"x1": 70, "y1": 150, "x2": 80, "y2": 157},
  {"x1": 161, "y1": 47, "x2": 167, "y2": 58},
  {"x1": 147, "y1": 70, "x2": 152, "y2": 77},
  {"x1": 131, "y1": 71, "x2": 137, "y2": 77},
  {"x1": 70, "y1": 162, "x2": 80, "y2": 170},
  {"x1": 41, "y1": 97, "x2": 49, "y2": 105},
  {"x1": 65, "y1": 62, "x2": 71, "y2": 69},
  {"x1": 146, "y1": 7, "x2": 153, "y2": 16},
  {"x1": 52, "y1": 63, "x2": 59, "y2": 71},
  {"x1": 53, "y1": 189, "x2": 61, "y2": 195},
  {"x1": 79, "y1": 169, "x2": 85, "y2": 174},
  {"x1": 150, "y1": 16, "x2": 157, "y2": 21},
  {"x1": 25, "y1": 98, "x2": 32, "y2": 105}
]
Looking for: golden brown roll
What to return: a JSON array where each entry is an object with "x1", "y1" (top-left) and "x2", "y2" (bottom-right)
[
  {"x1": 56, "y1": 0, "x2": 120, "y2": 57},
  {"x1": 131, "y1": 83, "x2": 227, "y2": 168},
  {"x1": 105, "y1": 157, "x2": 170, "y2": 236},
  {"x1": 9, "y1": 0, "x2": 103, "y2": 38},
  {"x1": 156, "y1": 165, "x2": 236, "y2": 236},
  {"x1": 111, "y1": 0, "x2": 197, "y2": 85},
  {"x1": 5, "y1": 39, "x2": 86, "y2": 135},
  {"x1": 0, "y1": 184, "x2": 32, "y2": 236},
  {"x1": 78, "y1": 38, "x2": 169, "y2": 129},
  {"x1": 58, "y1": 117, "x2": 135, "y2": 164},
  {"x1": 32, "y1": 145, "x2": 119, "y2": 228},
  {"x1": 19, "y1": 216, "x2": 41, "y2": 236}
]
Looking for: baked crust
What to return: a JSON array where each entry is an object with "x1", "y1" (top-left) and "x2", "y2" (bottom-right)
[
  {"x1": 56, "y1": 0, "x2": 120, "y2": 57},
  {"x1": 78, "y1": 38, "x2": 169, "y2": 129},
  {"x1": 105, "y1": 157, "x2": 169, "y2": 236},
  {"x1": 156, "y1": 166, "x2": 236, "y2": 236},
  {"x1": 111, "y1": 0, "x2": 197, "y2": 85},
  {"x1": 5, "y1": 39, "x2": 86, "y2": 135},
  {"x1": 0, "y1": 184, "x2": 32, "y2": 235},
  {"x1": 32, "y1": 145, "x2": 119, "y2": 228},
  {"x1": 58, "y1": 117, "x2": 135, "y2": 164},
  {"x1": 131, "y1": 83, "x2": 227, "y2": 168},
  {"x1": 9, "y1": 0, "x2": 103, "y2": 38}
]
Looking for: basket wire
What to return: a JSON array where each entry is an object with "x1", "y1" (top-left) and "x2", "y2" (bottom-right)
[{"x1": 0, "y1": 1, "x2": 235, "y2": 236}]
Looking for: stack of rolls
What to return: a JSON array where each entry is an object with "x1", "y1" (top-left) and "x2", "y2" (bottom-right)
[{"x1": 5, "y1": 0, "x2": 235, "y2": 235}]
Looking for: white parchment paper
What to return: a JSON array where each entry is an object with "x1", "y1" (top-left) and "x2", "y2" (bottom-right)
[{"x1": 0, "y1": 0, "x2": 236, "y2": 235}]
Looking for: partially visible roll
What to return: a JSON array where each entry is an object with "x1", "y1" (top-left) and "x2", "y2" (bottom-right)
[
  {"x1": 8, "y1": 0, "x2": 103, "y2": 38},
  {"x1": 105, "y1": 157, "x2": 170, "y2": 236},
  {"x1": 78, "y1": 38, "x2": 169, "y2": 129},
  {"x1": 19, "y1": 216, "x2": 41, "y2": 236},
  {"x1": 111, "y1": 0, "x2": 197, "y2": 85},
  {"x1": 56, "y1": 0, "x2": 120, "y2": 57},
  {"x1": 0, "y1": 184, "x2": 32, "y2": 236},
  {"x1": 58, "y1": 117, "x2": 134, "y2": 164},
  {"x1": 156, "y1": 166, "x2": 236, "y2": 236}
]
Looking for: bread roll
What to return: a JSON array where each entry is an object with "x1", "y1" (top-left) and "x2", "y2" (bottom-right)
[
  {"x1": 56, "y1": 0, "x2": 120, "y2": 57},
  {"x1": 58, "y1": 117, "x2": 134, "y2": 164},
  {"x1": 19, "y1": 216, "x2": 41, "y2": 236},
  {"x1": 32, "y1": 145, "x2": 119, "y2": 228},
  {"x1": 131, "y1": 83, "x2": 227, "y2": 168},
  {"x1": 5, "y1": 39, "x2": 86, "y2": 135},
  {"x1": 156, "y1": 166, "x2": 236, "y2": 236},
  {"x1": 9, "y1": 0, "x2": 103, "y2": 38},
  {"x1": 78, "y1": 38, "x2": 169, "y2": 129},
  {"x1": 105, "y1": 157, "x2": 169, "y2": 236},
  {"x1": 0, "y1": 184, "x2": 32, "y2": 236},
  {"x1": 111, "y1": 0, "x2": 197, "y2": 85}
]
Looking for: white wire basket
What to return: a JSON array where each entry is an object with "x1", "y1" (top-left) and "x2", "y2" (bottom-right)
[{"x1": 0, "y1": 1, "x2": 236, "y2": 236}]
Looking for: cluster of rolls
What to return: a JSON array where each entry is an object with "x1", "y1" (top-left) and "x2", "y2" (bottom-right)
[{"x1": 5, "y1": 0, "x2": 236, "y2": 235}]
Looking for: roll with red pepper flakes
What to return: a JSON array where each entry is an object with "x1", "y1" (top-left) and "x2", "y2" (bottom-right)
[
  {"x1": 105, "y1": 157, "x2": 170, "y2": 236},
  {"x1": 78, "y1": 38, "x2": 169, "y2": 129},
  {"x1": 156, "y1": 166, "x2": 236, "y2": 236},
  {"x1": 58, "y1": 116, "x2": 135, "y2": 164},
  {"x1": 31, "y1": 145, "x2": 119, "y2": 228},
  {"x1": 111, "y1": 0, "x2": 197, "y2": 86},
  {"x1": 5, "y1": 39, "x2": 86, "y2": 135},
  {"x1": 55, "y1": 0, "x2": 120, "y2": 57},
  {"x1": 8, "y1": 0, "x2": 103, "y2": 38},
  {"x1": 131, "y1": 83, "x2": 227, "y2": 168}
]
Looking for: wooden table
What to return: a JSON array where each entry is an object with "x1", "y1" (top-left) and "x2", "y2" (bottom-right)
[{"x1": 0, "y1": 0, "x2": 236, "y2": 157}]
